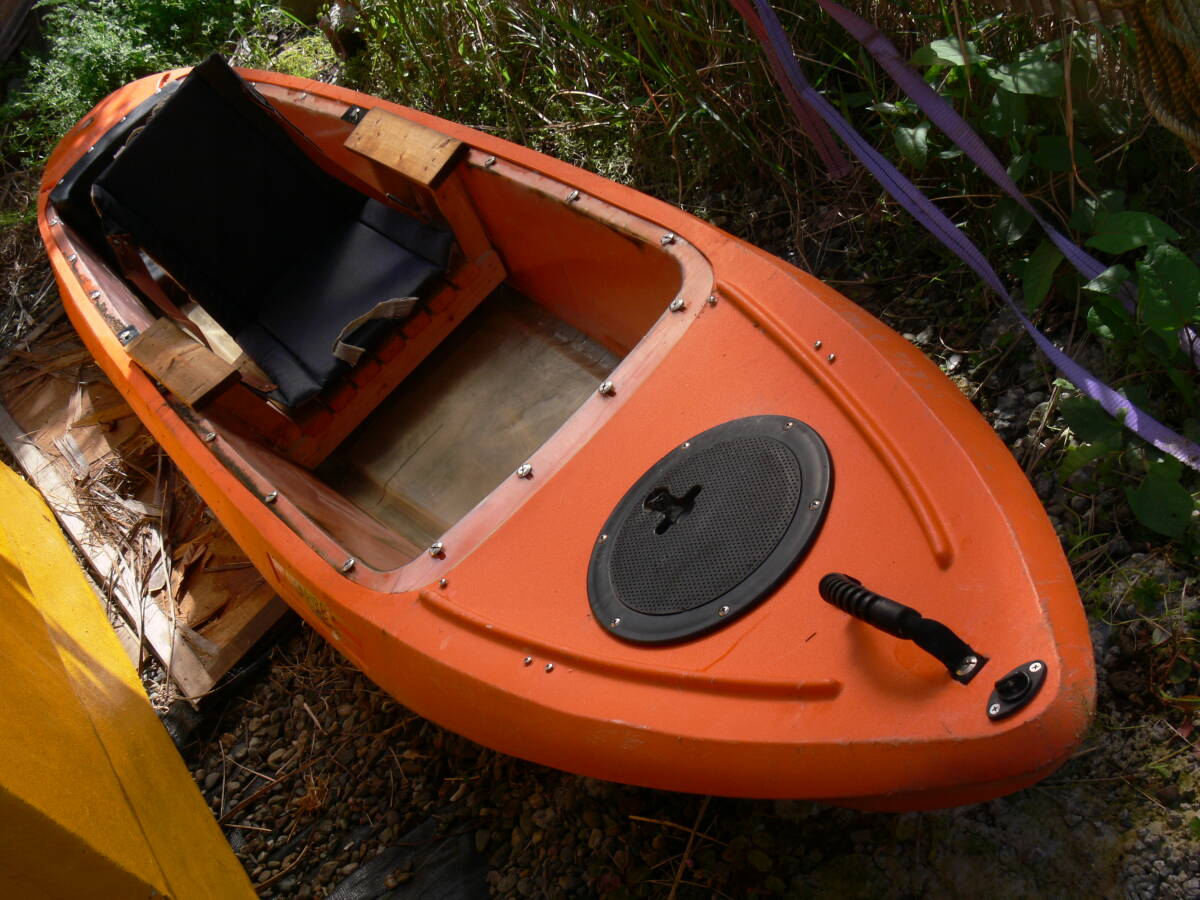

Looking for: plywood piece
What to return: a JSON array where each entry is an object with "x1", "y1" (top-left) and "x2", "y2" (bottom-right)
[
  {"x1": 127, "y1": 317, "x2": 238, "y2": 408},
  {"x1": 321, "y1": 290, "x2": 618, "y2": 549},
  {"x1": 0, "y1": 319, "x2": 289, "y2": 698},
  {"x1": 346, "y1": 107, "x2": 464, "y2": 187}
]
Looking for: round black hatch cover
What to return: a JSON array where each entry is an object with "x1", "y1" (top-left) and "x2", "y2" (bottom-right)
[{"x1": 587, "y1": 415, "x2": 832, "y2": 644}]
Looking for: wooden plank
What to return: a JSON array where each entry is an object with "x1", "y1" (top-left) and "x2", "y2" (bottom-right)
[
  {"x1": 345, "y1": 108, "x2": 464, "y2": 187},
  {"x1": 126, "y1": 318, "x2": 238, "y2": 408},
  {"x1": 0, "y1": 400, "x2": 215, "y2": 698}
]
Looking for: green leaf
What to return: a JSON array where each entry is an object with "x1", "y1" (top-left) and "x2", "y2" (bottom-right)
[
  {"x1": 1007, "y1": 152, "x2": 1031, "y2": 183},
  {"x1": 992, "y1": 197, "x2": 1034, "y2": 245},
  {"x1": 1126, "y1": 474, "x2": 1194, "y2": 538},
  {"x1": 1086, "y1": 211, "x2": 1180, "y2": 254},
  {"x1": 912, "y1": 38, "x2": 991, "y2": 68},
  {"x1": 989, "y1": 58, "x2": 1065, "y2": 97},
  {"x1": 1137, "y1": 243, "x2": 1200, "y2": 332},
  {"x1": 1033, "y1": 135, "x2": 1093, "y2": 172},
  {"x1": 1070, "y1": 189, "x2": 1126, "y2": 232},
  {"x1": 1022, "y1": 240, "x2": 1064, "y2": 311},
  {"x1": 895, "y1": 121, "x2": 930, "y2": 169},
  {"x1": 982, "y1": 88, "x2": 1026, "y2": 139},
  {"x1": 1190, "y1": 817, "x2": 1200, "y2": 840},
  {"x1": 1087, "y1": 298, "x2": 1135, "y2": 342},
  {"x1": 1061, "y1": 395, "x2": 1124, "y2": 443},
  {"x1": 1083, "y1": 264, "x2": 1132, "y2": 296}
]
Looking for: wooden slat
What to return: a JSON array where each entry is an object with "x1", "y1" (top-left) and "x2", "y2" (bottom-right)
[
  {"x1": 345, "y1": 108, "x2": 464, "y2": 187},
  {"x1": 126, "y1": 318, "x2": 238, "y2": 408},
  {"x1": 0, "y1": 400, "x2": 215, "y2": 698}
]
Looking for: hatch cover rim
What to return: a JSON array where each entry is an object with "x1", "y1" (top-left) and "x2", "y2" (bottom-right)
[{"x1": 586, "y1": 414, "x2": 832, "y2": 644}]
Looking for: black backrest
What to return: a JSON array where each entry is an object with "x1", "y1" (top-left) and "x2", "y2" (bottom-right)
[{"x1": 91, "y1": 55, "x2": 365, "y2": 336}]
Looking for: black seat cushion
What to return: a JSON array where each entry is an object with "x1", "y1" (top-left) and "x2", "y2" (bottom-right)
[{"x1": 90, "y1": 55, "x2": 453, "y2": 407}]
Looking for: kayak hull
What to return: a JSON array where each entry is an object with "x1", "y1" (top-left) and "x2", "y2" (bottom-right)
[{"x1": 40, "y1": 66, "x2": 1094, "y2": 809}]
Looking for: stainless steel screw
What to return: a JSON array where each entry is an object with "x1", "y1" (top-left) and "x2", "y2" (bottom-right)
[
  {"x1": 439, "y1": 578, "x2": 448, "y2": 588},
  {"x1": 428, "y1": 541, "x2": 445, "y2": 557},
  {"x1": 67, "y1": 254, "x2": 77, "y2": 262},
  {"x1": 669, "y1": 297, "x2": 685, "y2": 312},
  {"x1": 784, "y1": 421, "x2": 794, "y2": 430},
  {"x1": 988, "y1": 703, "x2": 1001, "y2": 716},
  {"x1": 598, "y1": 380, "x2": 615, "y2": 396},
  {"x1": 681, "y1": 441, "x2": 691, "y2": 449},
  {"x1": 598, "y1": 533, "x2": 608, "y2": 543},
  {"x1": 813, "y1": 340, "x2": 822, "y2": 349},
  {"x1": 544, "y1": 663, "x2": 555, "y2": 673},
  {"x1": 264, "y1": 491, "x2": 278, "y2": 504},
  {"x1": 706, "y1": 294, "x2": 717, "y2": 306},
  {"x1": 660, "y1": 232, "x2": 676, "y2": 246},
  {"x1": 1028, "y1": 661, "x2": 1043, "y2": 673},
  {"x1": 955, "y1": 655, "x2": 979, "y2": 677},
  {"x1": 341, "y1": 557, "x2": 356, "y2": 573},
  {"x1": 484, "y1": 155, "x2": 497, "y2": 167},
  {"x1": 610, "y1": 617, "x2": 621, "y2": 628},
  {"x1": 827, "y1": 353, "x2": 837, "y2": 363},
  {"x1": 808, "y1": 499, "x2": 822, "y2": 510},
  {"x1": 566, "y1": 189, "x2": 580, "y2": 202},
  {"x1": 718, "y1": 605, "x2": 731, "y2": 617},
  {"x1": 49, "y1": 218, "x2": 60, "y2": 227},
  {"x1": 89, "y1": 290, "x2": 101, "y2": 300},
  {"x1": 516, "y1": 463, "x2": 533, "y2": 479},
  {"x1": 202, "y1": 431, "x2": 217, "y2": 442},
  {"x1": 523, "y1": 656, "x2": 533, "y2": 666}
]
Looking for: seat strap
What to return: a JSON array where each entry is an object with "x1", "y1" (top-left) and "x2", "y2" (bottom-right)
[
  {"x1": 331, "y1": 296, "x2": 418, "y2": 365},
  {"x1": 108, "y1": 234, "x2": 278, "y2": 394}
]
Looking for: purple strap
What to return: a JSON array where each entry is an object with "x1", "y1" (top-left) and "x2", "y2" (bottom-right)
[{"x1": 734, "y1": 0, "x2": 1200, "y2": 470}]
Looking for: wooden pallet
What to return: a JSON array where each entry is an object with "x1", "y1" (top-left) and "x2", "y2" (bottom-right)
[{"x1": 0, "y1": 313, "x2": 289, "y2": 698}]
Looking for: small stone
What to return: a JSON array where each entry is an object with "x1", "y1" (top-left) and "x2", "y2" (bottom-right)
[
  {"x1": 268, "y1": 748, "x2": 287, "y2": 767},
  {"x1": 204, "y1": 771, "x2": 220, "y2": 791}
]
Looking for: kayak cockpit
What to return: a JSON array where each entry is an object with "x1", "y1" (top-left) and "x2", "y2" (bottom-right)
[{"x1": 43, "y1": 56, "x2": 711, "y2": 578}]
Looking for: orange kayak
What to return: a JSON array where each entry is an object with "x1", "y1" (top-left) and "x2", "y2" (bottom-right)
[{"x1": 39, "y1": 57, "x2": 1094, "y2": 810}]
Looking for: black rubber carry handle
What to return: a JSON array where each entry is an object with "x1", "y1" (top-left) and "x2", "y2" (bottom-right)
[{"x1": 819, "y1": 573, "x2": 986, "y2": 684}]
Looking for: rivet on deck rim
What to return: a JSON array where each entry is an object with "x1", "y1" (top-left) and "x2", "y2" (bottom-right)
[
  {"x1": 49, "y1": 218, "x2": 60, "y2": 227},
  {"x1": 813, "y1": 339, "x2": 822, "y2": 349},
  {"x1": 660, "y1": 232, "x2": 675, "y2": 246},
  {"x1": 717, "y1": 605, "x2": 731, "y2": 617},
  {"x1": 516, "y1": 463, "x2": 533, "y2": 479},
  {"x1": 202, "y1": 431, "x2": 217, "y2": 442},
  {"x1": 428, "y1": 541, "x2": 445, "y2": 558},
  {"x1": 483, "y1": 155, "x2": 497, "y2": 167},
  {"x1": 827, "y1": 353, "x2": 837, "y2": 363},
  {"x1": 89, "y1": 290, "x2": 101, "y2": 300},
  {"x1": 341, "y1": 557, "x2": 356, "y2": 572},
  {"x1": 706, "y1": 294, "x2": 717, "y2": 306},
  {"x1": 523, "y1": 656, "x2": 533, "y2": 666},
  {"x1": 669, "y1": 297, "x2": 685, "y2": 312},
  {"x1": 67, "y1": 254, "x2": 77, "y2": 262},
  {"x1": 264, "y1": 491, "x2": 278, "y2": 504},
  {"x1": 439, "y1": 577, "x2": 448, "y2": 588},
  {"x1": 598, "y1": 380, "x2": 615, "y2": 396},
  {"x1": 544, "y1": 663, "x2": 555, "y2": 672},
  {"x1": 566, "y1": 189, "x2": 580, "y2": 202}
]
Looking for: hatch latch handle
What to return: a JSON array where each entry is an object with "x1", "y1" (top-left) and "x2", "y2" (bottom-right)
[{"x1": 819, "y1": 573, "x2": 987, "y2": 684}]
